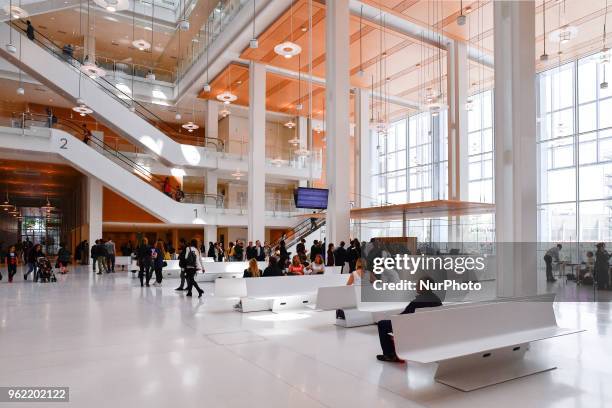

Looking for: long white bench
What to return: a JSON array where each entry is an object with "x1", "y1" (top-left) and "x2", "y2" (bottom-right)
[
  {"x1": 391, "y1": 300, "x2": 582, "y2": 391},
  {"x1": 115, "y1": 256, "x2": 132, "y2": 270},
  {"x1": 162, "y1": 260, "x2": 268, "y2": 281},
  {"x1": 215, "y1": 274, "x2": 348, "y2": 312},
  {"x1": 315, "y1": 285, "x2": 406, "y2": 327}
]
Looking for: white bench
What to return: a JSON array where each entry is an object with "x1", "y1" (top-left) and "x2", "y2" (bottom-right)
[
  {"x1": 315, "y1": 285, "x2": 406, "y2": 327},
  {"x1": 215, "y1": 274, "x2": 348, "y2": 313},
  {"x1": 162, "y1": 261, "x2": 267, "y2": 281},
  {"x1": 391, "y1": 300, "x2": 583, "y2": 391},
  {"x1": 115, "y1": 256, "x2": 132, "y2": 270}
]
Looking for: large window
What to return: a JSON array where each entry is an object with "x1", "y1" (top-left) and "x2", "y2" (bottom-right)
[
  {"x1": 467, "y1": 90, "x2": 494, "y2": 203},
  {"x1": 537, "y1": 52, "x2": 612, "y2": 261},
  {"x1": 371, "y1": 112, "x2": 447, "y2": 206}
]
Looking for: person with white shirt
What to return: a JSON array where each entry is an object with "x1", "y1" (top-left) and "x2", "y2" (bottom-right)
[
  {"x1": 181, "y1": 239, "x2": 204, "y2": 298},
  {"x1": 306, "y1": 254, "x2": 325, "y2": 274}
]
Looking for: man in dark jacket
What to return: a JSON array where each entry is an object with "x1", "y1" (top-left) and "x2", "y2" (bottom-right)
[
  {"x1": 255, "y1": 240, "x2": 265, "y2": 261},
  {"x1": 246, "y1": 241, "x2": 258, "y2": 260},
  {"x1": 333, "y1": 241, "x2": 347, "y2": 272},
  {"x1": 90, "y1": 240, "x2": 99, "y2": 273},
  {"x1": 376, "y1": 277, "x2": 442, "y2": 363}
]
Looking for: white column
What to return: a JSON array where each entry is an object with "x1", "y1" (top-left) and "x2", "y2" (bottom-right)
[
  {"x1": 325, "y1": 0, "x2": 351, "y2": 245},
  {"x1": 248, "y1": 61, "x2": 266, "y2": 242},
  {"x1": 493, "y1": 0, "x2": 537, "y2": 297},
  {"x1": 86, "y1": 176, "x2": 103, "y2": 250},
  {"x1": 205, "y1": 100, "x2": 219, "y2": 141},
  {"x1": 354, "y1": 88, "x2": 371, "y2": 208},
  {"x1": 204, "y1": 170, "x2": 218, "y2": 244},
  {"x1": 446, "y1": 40, "x2": 469, "y2": 201},
  {"x1": 298, "y1": 116, "x2": 308, "y2": 187}
]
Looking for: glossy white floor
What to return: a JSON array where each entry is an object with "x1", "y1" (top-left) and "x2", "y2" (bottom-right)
[{"x1": 1, "y1": 266, "x2": 611, "y2": 408}]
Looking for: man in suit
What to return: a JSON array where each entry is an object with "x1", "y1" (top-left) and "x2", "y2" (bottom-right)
[
  {"x1": 376, "y1": 277, "x2": 442, "y2": 363},
  {"x1": 333, "y1": 241, "x2": 347, "y2": 273},
  {"x1": 246, "y1": 241, "x2": 258, "y2": 260},
  {"x1": 255, "y1": 240, "x2": 265, "y2": 261}
]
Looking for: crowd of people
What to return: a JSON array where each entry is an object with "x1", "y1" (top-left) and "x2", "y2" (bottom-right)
[{"x1": 544, "y1": 242, "x2": 611, "y2": 289}]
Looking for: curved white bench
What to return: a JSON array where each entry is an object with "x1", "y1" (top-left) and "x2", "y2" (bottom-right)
[
  {"x1": 391, "y1": 300, "x2": 583, "y2": 391},
  {"x1": 215, "y1": 274, "x2": 348, "y2": 312}
]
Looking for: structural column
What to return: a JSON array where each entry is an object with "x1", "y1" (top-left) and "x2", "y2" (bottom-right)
[
  {"x1": 354, "y1": 88, "x2": 370, "y2": 208},
  {"x1": 325, "y1": 0, "x2": 351, "y2": 245},
  {"x1": 247, "y1": 61, "x2": 266, "y2": 242},
  {"x1": 204, "y1": 171, "x2": 218, "y2": 245},
  {"x1": 446, "y1": 40, "x2": 470, "y2": 243},
  {"x1": 205, "y1": 100, "x2": 219, "y2": 141},
  {"x1": 493, "y1": 0, "x2": 537, "y2": 297},
  {"x1": 86, "y1": 176, "x2": 103, "y2": 251}
]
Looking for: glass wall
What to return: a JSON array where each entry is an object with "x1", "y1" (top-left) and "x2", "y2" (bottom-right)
[
  {"x1": 371, "y1": 111, "x2": 448, "y2": 206},
  {"x1": 537, "y1": 51, "x2": 612, "y2": 262},
  {"x1": 467, "y1": 90, "x2": 494, "y2": 203}
]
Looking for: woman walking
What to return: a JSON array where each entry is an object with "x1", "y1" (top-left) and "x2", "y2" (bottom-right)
[
  {"x1": 56, "y1": 242, "x2": 71, "y2": 274},
  {"x1": 137, "y1": 238, "x2": 153, "y2": 287},
  {"x1": 182, "y1": 239, "x2": 204, "y2": 297},
  {"x1": 5, "y1": 245, "x2": 19, "y2": 282},
  {"x1": 152, "y1": 240, "x2": 165, "y2": 287}
]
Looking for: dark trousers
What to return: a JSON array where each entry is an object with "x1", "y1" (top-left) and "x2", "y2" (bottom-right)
[
  {"x1": 544, "y1": 255, "x2": 554, "y2": 280},
  {"x1": 185, "y1": 269, "x2": 202, "y2": 295},
  {"x1": 26, "y1": 262, "x2": 36, "y2": 277},
  {"x1": 107, "y1": 254, "x2": 115, "y2": 272},
  {"x1": 177, "y1": 269, "x2": 186, "y2": 289},
  {"x1": 154, "y1": 266, "x2": 163, "y2": 284},
  {"x1": 377, "y1": 319, "x2": 397, "y2": 357},
  {"x1": 139, "y1": 262, "x2": 152, "y2": 286},
  {"x1": 8, "y1": 264, "x2": 17, "y2": 281}
]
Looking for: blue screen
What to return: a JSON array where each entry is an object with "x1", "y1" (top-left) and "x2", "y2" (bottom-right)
[{"x1": 294, "y1": 188, "x2": 329, "y2": 209}]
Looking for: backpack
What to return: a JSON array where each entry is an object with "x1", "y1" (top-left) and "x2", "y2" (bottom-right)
[{"x1": 183, "y1": 247, "x2": 197, "y2": 269}]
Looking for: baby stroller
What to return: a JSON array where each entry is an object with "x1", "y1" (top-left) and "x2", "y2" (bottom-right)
[{"x1": 36, "y1": 256, "x2": 57, "y2": 283}]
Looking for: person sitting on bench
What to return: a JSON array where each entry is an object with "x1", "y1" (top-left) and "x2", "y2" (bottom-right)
[{"x1": 376, "y1": 276, "x2": 442, "y2": 363}]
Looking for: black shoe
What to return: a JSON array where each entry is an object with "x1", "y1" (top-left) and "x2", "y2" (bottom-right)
[
  {"x1": 198, "y1": 290, "x2": 204, "y2": 298},
  {"x1": 24, "y1": 274, "x2": 27, "y2": 281},
  {"x1": 376, "y1": 354, "x2": 405, "y2": 363},
  {"x1": 146, "y1": 283, "x2": 150, "y2": 287},
  {"x1": 96, "y1": 272, "x2": 102, "y2": 275},
  {"x1": 185, "y1": 292, "x2": 192, "y2": 297},
  {"x1": 175, "y1": 287, "x2": 185, "y2": 291}
]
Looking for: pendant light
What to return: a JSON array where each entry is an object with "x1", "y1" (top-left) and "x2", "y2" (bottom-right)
[
  {"x1": 5, "y1": 0, "x2": 17, "y2": 53},
  {"x1": 132, "y1": 0, "x2": 151, "y2": 51},
  {"x1": 465, "y1": 7, "x2": 474, "y2": 111},
  {"x1": 80, "y1": 0, "x2": 106, "y2": 79},
  {"x1": 540, "y1": 0, "x2": 549, "y2": 61},
  {"x1": 182, "y1": 92, "x2": 199, "y2": 132},
  {"x1": 601, "y1": 0, "x2": 610, "y2": 89},
  {"x1": 178, "y1": 0, "x2": 189, "y2": 31},
  {"x1": 249, "y1": 0, "x2": 258, "y2": 48},
  {"x1": 73, "y1": 0, "x2": 93, "y2": 116},
  {"x1": 0, "y1": 191, "x2": 11, "y2": 209},
  {"x1": 203, "y1": 1, "x2": 212, "y2": 93},
  {"x1": 217, "y1": 68, "x2": 237, "y2": 105},
  {"x1": 549, "y1": 0, "x2": 578, "y2": 45},
  {"x1": 274, "y1": 1, "x2": 301, "y2": 59},
  {"x1": 94, "y1": 0, "x2": 128, "y2": 13},
  {"x1": 16, "y1": 1, "x2": 24, "y2": 96},
  {"x1": 40, "y1": 196, "x2": 54, "y2": 212},
  {"x1": 175, "y1": 21, "x2": 182, "y2": 121},
  {"x1": 357, "y1": 6, "x2": 364, "y2": 77},
  {"x1": 457, "y1": 0, "x2": 466, "y2": 26}
]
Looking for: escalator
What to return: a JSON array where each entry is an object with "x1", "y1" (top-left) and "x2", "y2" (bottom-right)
[
  {"x1": 0, "y1": 21, "x2": 223, "y2": 168},
  {"x1": 272, "y1": 214, "x2": 326, "y2": 252}
]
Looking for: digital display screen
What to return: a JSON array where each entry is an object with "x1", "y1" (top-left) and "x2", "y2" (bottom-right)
[{"x1": 294, "y1": 187, "x2": 329, "y2": 209}]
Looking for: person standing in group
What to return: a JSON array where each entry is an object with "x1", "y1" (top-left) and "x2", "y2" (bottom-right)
[
  {"x1": 207, "y1": 242, "x2": 216, "y2": 259},
  {"x1": 137, "y1": 238, "x2": 153, "y2": 287},
  {"x1": 96, "y1": 240, "x2": 108, "y2": 274},
  {"x1": 105, "y1": 238, "x2": 116, "y2": 273},
  {"x1": 246, "y1": 241, "x2": 257, "y2": 260},
  {"x1": 334, "y1": 241, "x2": 347, "y2": 273},
  {"x1": 5, "y1": 245, "x2": 19, "y2": 282},
  {"x1": 227, "y1": 241, "x2": 235, "y2": 261},
  {"x1": 326, "y1": 243, "x2": 335, "y2": 267},
  {"x1": 595, "y1": 242, "x2": 610, "y2": 290},
  {"x1": 174, "y1": 239, "x2": 188, "y2": 291},
  {"x1": 82, "y1": 124, "x2": 92, "y2": 145},
  {"x1": 215, "y1": 243, "x2": 224, "y2": 262},
  {"x1": 152, "y1": 241, "x2": 165, "y2": 287},
  {"x1": 278, "y1": 240, "x2": 289, "y2": 267},
  {"x1": 234, "y1": 240, "x2": 244, "y2": 261},
  {"x1": 544, "y1": 244, "x2": 562, "y2": 283},
  {"x1": 90, "y1": 240, "x2": 98, "y2": 273},
  {"x1": 162, "y1": 177, "x2": 172, "y2": 197},
  {"x1": 256, "y1": 240, "x2": 265, "y2": 261},
  {"x1": 56, "y1": 242, "x2": 71, "y2": 274},
  {"x1": 181, "y1": 239, "x2": 204, "y2": 297}
]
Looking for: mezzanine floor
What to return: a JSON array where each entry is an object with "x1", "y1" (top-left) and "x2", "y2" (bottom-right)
[{"x1": 0, "y1": 265, "x2": 611, "y2": 408}]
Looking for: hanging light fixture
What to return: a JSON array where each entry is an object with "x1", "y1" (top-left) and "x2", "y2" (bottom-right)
[
  {"x1": 3, "y1": 3, "x2": 28, "y2": 20},
  {"x1": 178, "y1": 0, "x2": 189, "y2": 31},
  {"x1": 93, "y1": 0, "x2": 128, "y2": 12},
  {"x1": 73, "y1": 102, "x2": 93, "y2": 117},
  {"x1": 8, "y1": 206, "x2": 19, "y2": 215},
  {"x1": 40, "y1": 196, "x2": 54, "y2": 212},
  {"x1": 284, "y1": 119, "x2": 296, "y2": 129},
  {"x1": 250, "y1": 0, "x2": 258, "y2": 48},
  {"x1": 182, "y1": 121, "x2": 199, "y2": 132},
  {"x1": 357, "y1": 5, "x2": 365, "y2": 76},
  {"x1": 219, "y1": 108, "x2": 231, "y2": 118},
  {"x1": 5, "y1": 0, "x2": 17, "y2": 54},
  {"x1": 457, "y1": 0, "x2": 466, "y2": 25},
  {"x1": 601, "y1": 0, "x2": 610, "y2": 89},
  {"x1": 0, "y1": 191, "x2": 11, "y2": 209},
  {"x1": 540, "y1": 0, "x2": 549, "y2": 61},
  {"x1": 217, "y1": 91, "x2": 237, "y2": 104},
  {"x1": 274, "y1": 1, "x2": 301, "y2": 59},
  {"x1": 549, "y1": 25, "x2": 578, "y2": 45},
  {"x1": 465, "y1": 6, "x2": 474, "y2": 111},
  {"x1": 203, "y1": 2, "x2": 212, "y2": 92}
]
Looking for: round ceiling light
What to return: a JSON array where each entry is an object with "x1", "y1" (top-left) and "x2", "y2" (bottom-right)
[
  {"x1": 80, "y1": 62, "x2": 106, "y2": 79},
  {"x1": 284, "y1": 120, "x2": 296, "y2": 129},
  {"x1": 6, "y1": 43, "x2": 16, "y2": 54},
  {"x1": 132, "y1": 39, "x2": 151, "y2": 51},
  {"x1": 3, "y1": 5, "x2": 28, "y2": 19},
  {"x1": 216, "y1": 91, "x2": 237, "y2": 104},
  {"x1": 73, "y1": 104, "x2": 93, "y2": 117},
  {"x1": 93, "y1": 0, "x2": 129, "y2": 12},
  {"x1": 549, "y1": 25, "x2": 578, "y2": 44},
  {"x1": 219, "y1": 108, "x2": 230, "y2": 118},
  {"x1": 182, "y1": 121, "x2": 199, "y2": 132},
  {"x1": 274, "y1": 41, "x2": 301, "y2": 59}
]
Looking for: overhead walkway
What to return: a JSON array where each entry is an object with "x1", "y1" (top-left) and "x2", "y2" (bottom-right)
[
  {"x1": 0, "y1": 22, "x2": 320, "y2": 181},
  {"x1": 0, "y1": 121, "x2": 296, "y2": 228}
]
